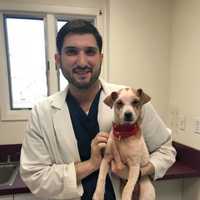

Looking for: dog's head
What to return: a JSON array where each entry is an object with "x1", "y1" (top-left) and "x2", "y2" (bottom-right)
[{"x1": 104, "y1": 88, "x2": 151, "y2": 125}]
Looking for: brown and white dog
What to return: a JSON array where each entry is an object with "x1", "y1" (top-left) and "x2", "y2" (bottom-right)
[{"x1": 93, "y1": 88, "x2": 155, "y2": 200}]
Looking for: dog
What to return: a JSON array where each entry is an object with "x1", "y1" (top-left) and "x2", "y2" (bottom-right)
[{"x1": 93, "y1": 88, "x2": 155, "y2": 200}]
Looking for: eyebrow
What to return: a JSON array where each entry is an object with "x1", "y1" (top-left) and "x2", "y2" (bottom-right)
[{"x1": 63, "y1": 46, "x2": 99, "y2": 51}]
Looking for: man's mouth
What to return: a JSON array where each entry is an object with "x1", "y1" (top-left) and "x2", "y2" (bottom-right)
[{"x1": 73, "y1": 67, "x2": 92, "y2": 74}]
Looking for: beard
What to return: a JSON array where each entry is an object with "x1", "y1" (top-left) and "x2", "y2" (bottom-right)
[{"x1": 60, "y1": 64, "x2": 101, "y2": 90}]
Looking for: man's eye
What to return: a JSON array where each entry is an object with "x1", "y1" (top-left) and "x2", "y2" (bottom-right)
[
  {"x1": 65, "y1": 48, "x2": 78, "y2": 56},
  {"x1": 85, "y1": 48, "x2": 98, "y2": 56}
]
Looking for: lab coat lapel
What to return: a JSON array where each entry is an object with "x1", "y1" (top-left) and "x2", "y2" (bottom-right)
[
  {"x1": 98, "y1": 80, "x2": 114, "y2": 136},
  {"x1": 51, "y1": 88, "x2": 80, "y2": 162}
]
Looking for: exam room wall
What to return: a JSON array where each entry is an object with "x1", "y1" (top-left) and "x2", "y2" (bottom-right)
[
  {"x1": 0, "y1": 0, "x2": 172, "y2": 144},
  {"x1": 108, "y1": 0, "x2": 172, "y2": 123},
  {"x1": 169, "y1": 0, "x2": 200, "y2": 150}
]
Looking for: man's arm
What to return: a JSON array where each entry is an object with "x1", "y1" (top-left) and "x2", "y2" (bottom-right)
[
  {"x1": 75, "y1": 132, "x2": 109, "y2": 183},
  {"x1": 149, "y1": 134, "x2": 176, "y2": 180},
  {"x1": 140, "y1": 162, "x2": 155, "y2": 177},
  {"x1": 141, "y1": 102, "x2": 176, "y2": 179},
  {"x1": 141, "y1": 132, "x2": 176, "y2": 179},
  {"x1": 20, "y1": 105, "x2": 85, "y2": 199}
]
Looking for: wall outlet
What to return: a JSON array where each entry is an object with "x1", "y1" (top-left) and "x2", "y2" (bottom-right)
[
  {"x1": 169, "y1": 107, "x2": 178, "y2": 132},
  {"x1": 177, "y1": 114, "x2": 185, "y2": 131},
  {"x1": 192, "y1": 118, "x2": 200, "y2": 134}
]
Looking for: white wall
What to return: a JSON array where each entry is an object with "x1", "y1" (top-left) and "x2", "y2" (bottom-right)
[
  {"x1": 169, "y1": 1, "x2": 200, "y2": 199},
  {"x1": 0, "y1": 0, "x2": 105, "y2": 8},
  {"x1": 169, "y1": 0, "x2": 200, "y2": 150},
  {"x1": 109, "y1": 0, "x2": 172, "y2": 121}
]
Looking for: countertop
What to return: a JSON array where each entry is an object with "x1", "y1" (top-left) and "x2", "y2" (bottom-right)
[{"x1": 0, "y1": 142, "x2": 200, "y2": 195}]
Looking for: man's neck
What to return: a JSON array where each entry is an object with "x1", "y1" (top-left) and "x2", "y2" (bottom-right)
[{"x1": 68, "y1": 80, "x2": 101, "y2": 111}]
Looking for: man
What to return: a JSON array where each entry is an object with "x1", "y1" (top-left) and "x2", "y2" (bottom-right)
[{"x1": 20, "y1": 19, "x2": 176, "y2": 200}]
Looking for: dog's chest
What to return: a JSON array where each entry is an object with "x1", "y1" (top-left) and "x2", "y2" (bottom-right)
[{"x1": 114, "y1": 138, "x2": 143, "y2": 164}]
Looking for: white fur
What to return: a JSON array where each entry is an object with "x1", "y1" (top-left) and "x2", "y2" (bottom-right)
[{"x1": 93, "y1": 88, "x2": 155, "y2": 200}]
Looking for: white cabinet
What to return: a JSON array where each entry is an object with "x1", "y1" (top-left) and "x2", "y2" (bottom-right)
[
  {"x1": 154, "y1": 179, "x2": 182, "y2": 200},
  {"x1": 0, "y1": 195, "x2": 13, "y2": 200},
  {"x1": 14, "y1": 193, "x2": 43, "y2": 200}
]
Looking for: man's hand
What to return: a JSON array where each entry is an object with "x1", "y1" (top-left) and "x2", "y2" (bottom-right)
[
  {"x1": 140, "y1": 162, "x2": 155, "y2": 177},
  {"x1": 75, "y1": 132, "x2": 109, "y2": 183},
  {"x1": 89, "y1": 132, "x2": 109, "y2": 170}
]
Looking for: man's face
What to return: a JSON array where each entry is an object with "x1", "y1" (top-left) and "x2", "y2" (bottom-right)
[{"x1": 56, "y1": 33, "x2": 103, "y2": 90}]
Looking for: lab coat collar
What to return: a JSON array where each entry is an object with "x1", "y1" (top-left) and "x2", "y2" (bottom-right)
[{"x1": 49, "y1": 78, "x2": 110, "y2": 110}]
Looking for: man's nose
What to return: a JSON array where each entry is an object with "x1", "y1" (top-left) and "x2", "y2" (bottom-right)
[{"x1": 77, "y1": 51, "x2": 88, "y2": 66}]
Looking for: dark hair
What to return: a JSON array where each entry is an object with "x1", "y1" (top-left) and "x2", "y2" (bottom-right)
[{"x1": 56, "y1": 19, "x2": 103, "y2": 54}]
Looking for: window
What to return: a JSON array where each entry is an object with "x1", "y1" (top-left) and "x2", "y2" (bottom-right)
[
  {"x1": 4, "y1": 16, "x2": 48, "y2": 109},
  {"x1": 0, "y1": 4, "x2": 106, "y2": 120}
]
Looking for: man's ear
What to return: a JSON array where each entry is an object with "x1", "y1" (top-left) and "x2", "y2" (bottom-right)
[
  {"x1": 55, "y1": 53, "x2": 61, "y2": 67},
  {"x1": 99, "y1": 53, "x2": 103, "y2": 67},
  {"x1": 104, "y1": 91, "x2": 118, "y2": 108},
  {"x1": 136, "y1": 88, "x2": 151, "y2": 105}
]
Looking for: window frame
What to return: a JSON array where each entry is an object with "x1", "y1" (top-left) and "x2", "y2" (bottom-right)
[
  {"x1": 0, "y1": 3, "x2": 107, "y2": 121},
  {"x1": 3, "y1": 14, "x2": 49, "y2": 110}
]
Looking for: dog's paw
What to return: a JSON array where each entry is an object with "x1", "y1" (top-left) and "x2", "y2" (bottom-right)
[
  {"x1": 92, "y1": 192, "x2": 103, "y2": 200},
  {"x1": 122, "y1": 195, "x2": 132, "y2": 200},
  {"x1": 121, "y1": 189, "x2": 133, "y2": 200}
]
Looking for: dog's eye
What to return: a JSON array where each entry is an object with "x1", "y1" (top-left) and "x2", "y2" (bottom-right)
[
  {"x1": 116, "y1": 100, "x2": 123, "y2": 108},
  {"x1": 132, "y1": 100, "x2": 140, "y2": 106}
]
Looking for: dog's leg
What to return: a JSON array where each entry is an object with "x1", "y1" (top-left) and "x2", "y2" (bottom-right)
[
  {"x1": 112, "y1": 141, "x2": 125, "y2": 171},
  {"x1": 139, "y1": 176, "x2": 155, "y2": 200},
  {"x1": 93, "y1": 158, "x2": 110, "y2": 200},
  {"x1": 121, "y1": 165, "x2": 140, "y2": 200}
]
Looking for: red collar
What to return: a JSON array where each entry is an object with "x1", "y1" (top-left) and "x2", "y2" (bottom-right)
[{"x1": 112, "y1": 122, "x2": 140, "y2": 140}]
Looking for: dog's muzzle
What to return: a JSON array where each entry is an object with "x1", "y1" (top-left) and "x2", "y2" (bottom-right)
[{"x1": 124, "y1": 111, "x2": 133, "y2": 122}]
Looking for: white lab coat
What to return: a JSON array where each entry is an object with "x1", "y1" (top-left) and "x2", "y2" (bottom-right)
[{"x1": 20, "y1": 79, "x2": 176, "y2": 200}]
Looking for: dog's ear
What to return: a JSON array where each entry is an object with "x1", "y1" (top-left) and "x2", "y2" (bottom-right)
[
  {"x1": 104, "y1": 91, "x2": 119, "y2": 108},
  {"x1": 136, "y1": 88, "x2": 151, "y2": 104}
]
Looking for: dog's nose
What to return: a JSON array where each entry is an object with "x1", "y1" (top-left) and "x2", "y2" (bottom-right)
[{"x1": 124, "y1": 112, "x2": 133, "y2": 121}]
